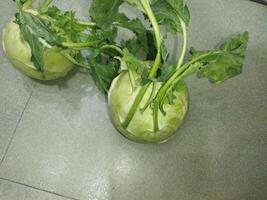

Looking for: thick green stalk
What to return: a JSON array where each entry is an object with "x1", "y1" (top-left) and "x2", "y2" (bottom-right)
[
  {"x1": 100, "y1": 45, "x2": 123, "y2": 55},
  {"x1": 140, "y1": 82, "x2": 156, "y2": 113},
  {"x1": 41, "y1": 14, "x2": 96, "y2": 28},
  {"x1": 154, "y1": 19, "x2": 188, "y2": 122},
  {"x1": 62, "y1": 41, "x2": 97, "y2": 49},
  {"x1": 120, "y1": 0, "x2": 160, "y2": 128},
  {"x1": 61, "y1": 51, "x2": 90, "y2": 70},
  {"x1": 122, "y1": 84, "x2": 150, "y2": 129},
  {"x1": 140, "y1": 0, "x2": 162, "y2": 78},
  {"x1": 176, "y1": 18, "x2": 187, "y2": 69},
  {"x1": 121, "y1": 0, "x2": 162, "y2": 129},
  {"x1": 153, "y1": 101, "x2": 159, "y2": 132},
  {"x1": 128, "y1": 70, "x2": 136, "y2": 91},
  {"x1": 76, "y1": 20, "x2": 96, "y2": 27},
  {"x1": 156, "y1": 51, "x2": 222, "y2": 104}
]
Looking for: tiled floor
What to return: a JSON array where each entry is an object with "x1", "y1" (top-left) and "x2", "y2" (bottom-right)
[{"x1": 0, "y1": 0, "x2": 267, "y2": 200}]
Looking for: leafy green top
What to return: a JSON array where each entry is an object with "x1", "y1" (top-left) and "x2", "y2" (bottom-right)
[
  {"x1": 87, "y1": 0, "x2": 249, "y2": 131},
  {"x1": 13, "y1": 0, "x2": 249, "y2": 90},
  {"x1": 11, "y1": 0, "x2": 249, "y2": 130}
]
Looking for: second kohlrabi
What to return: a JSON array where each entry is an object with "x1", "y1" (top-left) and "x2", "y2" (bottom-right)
[{"x1": 89, "y1": 0, "x2": 249, "y2": 143}]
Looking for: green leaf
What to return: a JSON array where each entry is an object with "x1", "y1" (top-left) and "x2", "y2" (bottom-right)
[
  {"x1": 123, "y1": 0, "x2": 157, "y2": 9},
  {"x1": 15, "y1": 11, "x2": 62, "y2": 71},
  {"x1": 41, "y1": 6, "x2": 87, "y2": 42},
  {"x1": 114, "y1": 13, "x2": 157, "y2": 58},
  {"x1": 123, "y1": 0, "x2": 144, "y2": 11},
  {"x1": 14, "y1": 0, "x2": 34, "y2": 8},
  {"x1": 160, "y1": 35, "x2": 169, "y2": 63},
  {"x1": 20, "y1": 26, "x2": 46, "y2": 71},
  {"x1": 159, "y1": 79, "x2": 186, "y2": 115},
  {"x1": 121, "y1": 37, "x2": 140, "y2": 55},
  {"x1": 121, "y1": 49, "x2": 150, "y2": 85},
  {"x1": 16, "y1": 12, "x2": 62, "y2": 45},
  {"x1": 91, "y1": 27, "x2": 118, "y2": 46},
  {"x1": 14, "y1": 0, "x2": 27, "y2": 5},
  {"x1": 90, "y1": 0, "x2": 122, "y2": 29},
  {"x1": 151, "y1": 0, "x2": 190, "y2": 33},
  {"x1": 158, "y1": 63, "x2": 175, "y2": 82},
  {"x1": 149, "y1": 0, "x2": 158, "y2": 5},
  {"x1": 157, "y1": 32, "x2": 249, "y2": 113},
  {"x1": 190, "y1": 32, "x2": 249, "y2": 83},
  {"x1": 89, "y1": 54, "x2": 119, "y2": 93}
]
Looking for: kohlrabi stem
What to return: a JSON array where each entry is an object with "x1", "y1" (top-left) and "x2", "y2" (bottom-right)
[
  {"x1": 61, "y1": 51, "x2": 91, "y2": 70},
  {"x1": 76, "y1": 20, "x2": 96, "y2": 27},
  {"x1": 176, "y1": 18, "x2": 187, "y2": 69},
  {"x1": 140, "y1": 82, "x2": 156, "y2": 113},
  {"x1": 40, "y1": 14, "x2": 96, "y2": 29},
  {"x1": 62, "y1": 41, "x2": 97, "y2": 49},
  {"x1": 140, "y1": 0, "x2": 162, "y2": 79},
  {"x1": 122, "y1": 84, "x2": 150, "y2": 129},
  {"x1": 100, "y1": 45, "x2": 123, "y2": 55},
  {"x1": 156, "y1": 51, "x2": 221, "y2": 104},
  {"x1": 128, "y1": 70, "x2": 136, "y2": 91},
  {"x1": 121, "y1": 0, "x2": 162, "y2": 130},
  {"x1": 153, "y1": 101, "x2": 159, "y2": 132},
  {"x1": 155, "y1": 19, "x2": 187, "y2": 116}
]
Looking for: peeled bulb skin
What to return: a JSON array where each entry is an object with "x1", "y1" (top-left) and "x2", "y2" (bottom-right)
[
  {"x1": 2, "y1": 18, "x2": 74, "y2": 80},
  {"x1": 108, "y1": 71, "x2": 189, "y2": 143}
]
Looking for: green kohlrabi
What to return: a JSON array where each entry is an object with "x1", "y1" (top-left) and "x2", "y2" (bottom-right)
[
  {"x1": 88, "y1": 0, "x2": 249, "y2": 143},
  {"x1": 3, "y1": 0, "x2": 99, "y2": 80}
]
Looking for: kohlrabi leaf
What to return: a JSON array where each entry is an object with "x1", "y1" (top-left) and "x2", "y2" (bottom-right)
[
  {"x1": 41, "y1": 6, "x2": 87, "y2": 42},
  {"x1": 158, "y1": 32, "x2": 249, "y2": 113},
  {"x1": 121, "y1": 49, "x2": 150, "y2": 85},
  {"x1": 15, "y1": 11, "x2": 62, "y2": 71},
  {"x1": 91, "y1": 28, "x2": 118, "y2": 46},
  {"x1": 20, "y1": 25, "x2": 46, "y2": 71},
  {"x1": 189, "y1": 32, "x2": 249, "y2": 83},
  {"x1": 14, "y1": 0, "x2": 33, "y2": 8},
  {"x1": 158, "y1": 78, "x2": 186, "y2": 115},
  {"x1": 89, "y1": 54, "x2": 119, "y2": 93},
  {"x1": 121, "y1": 38, "x2": 140, "y2": 55},
  {"x1": 115, "y1": 13, "x2": 147, "y2": 50},
  {"x1": 14, "y1": 0, "x2": 27, "y2": 5},
  {"x1": 123, "y1": 0, "x2": 143, "y2": 11},
  {"x1": 16, "y1": 12, "x2": 62, "y2": 46},
  {"x1": 90, "y1": 0, "x2": 122, "y2": 29},
  {"x1": 149, "y1": 0, "x2": 158, "y2": 5},
  {"x1": 160, "y1": 35, "x2": 169, "y2": 63},
  {"x1": 151, "y1": 0, "x2": 190, "y2": 33},
  {"x1": 114, "y1": 13, "x2": 157, "y2": 58},
  {"x1": 123, "y1": 0, "x2": 158, "y2": 9},
  {"x1": 158, "y1": 63, "x2": 176, "y2": 82}
]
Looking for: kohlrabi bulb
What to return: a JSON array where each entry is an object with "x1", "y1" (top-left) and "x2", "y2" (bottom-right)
[
  {"x1": 2, "y1": 18, "x2": 74, "y2": 80},
  {"x1": 108, "y1": 71, "x2": 189, "y2": 143}
]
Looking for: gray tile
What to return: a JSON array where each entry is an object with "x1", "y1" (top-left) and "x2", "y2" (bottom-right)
[
  {"x1": 0, "y1": 1, "x2": 34, "y2": 161},
  {"x1": 0, "y1": 179, "x2": 72, "y2": 200},
  {"x1": 0, "y1": 0, "x2": 266, "y2": 200},
  {"x1": 0, "y1": 73, "x2": 119, "y2": 200}
]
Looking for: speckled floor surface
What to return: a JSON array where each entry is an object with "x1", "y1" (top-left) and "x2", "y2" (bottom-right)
[{"x1": 0, "y1": 0, "x2": 266, "y2": 200}]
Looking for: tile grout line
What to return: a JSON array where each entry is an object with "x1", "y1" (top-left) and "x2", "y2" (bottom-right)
[
  {"x1": 0, "y1": 89, "x2": 34, "y2": 167},
  {"x1": 0, "y1": 177, "x2": 81, "y2": 200},
  {"x1": 0, "y1": 83, "x2": 81, "y2": 200}
]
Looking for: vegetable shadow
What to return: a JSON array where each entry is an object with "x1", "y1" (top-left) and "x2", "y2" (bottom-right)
[
  {"x1": 33, "y1": 68, "x2": 79, "y2": 86},
  {"x1": 31, "y1": 68, "x2": 106, "y2": 117}
]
